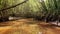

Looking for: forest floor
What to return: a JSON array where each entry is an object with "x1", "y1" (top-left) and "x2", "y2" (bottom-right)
[{"x1": 0, "y1": 18, "x2": 60, "y2": 34}]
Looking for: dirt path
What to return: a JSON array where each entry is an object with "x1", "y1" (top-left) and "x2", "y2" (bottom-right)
[{"x1": 0, "y1": 18, "x2": 60, "y2": 34}]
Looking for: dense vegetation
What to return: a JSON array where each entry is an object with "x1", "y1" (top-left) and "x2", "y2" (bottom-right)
[{"x1": 0, "y1": 0, "x2": 60, "y2": 22}]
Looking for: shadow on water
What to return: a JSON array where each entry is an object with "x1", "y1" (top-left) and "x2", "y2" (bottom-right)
[{"x1": 38, "y1": 22, "x2": 60, "y2": 29}]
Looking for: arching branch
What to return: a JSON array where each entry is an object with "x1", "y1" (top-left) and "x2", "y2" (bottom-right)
[{"x1": 0, "y1": 0, "x2": 28, "y2": 11}]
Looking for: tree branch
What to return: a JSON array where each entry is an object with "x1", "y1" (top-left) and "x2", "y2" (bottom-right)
[{"x1": 0, "y1": 0, "x2": 28, "y2": 11}]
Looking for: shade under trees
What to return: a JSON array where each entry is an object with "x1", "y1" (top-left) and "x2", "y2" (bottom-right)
[{"x1": 0, "y1": 0, "x2": 60, "y2": 22}]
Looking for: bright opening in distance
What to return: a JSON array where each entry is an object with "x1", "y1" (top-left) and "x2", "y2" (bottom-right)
[{"x1": 39, "y1": 0, "x2": 46, "y2": 2}]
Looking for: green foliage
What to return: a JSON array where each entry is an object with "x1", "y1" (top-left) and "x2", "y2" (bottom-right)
[{"x1": 0, "y1": 0, "x2": 60, "y2": 21}]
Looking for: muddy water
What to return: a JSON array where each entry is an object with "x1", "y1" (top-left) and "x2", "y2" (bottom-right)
[{"x1": 0, "y1": 18, "x2": 60, "y2": 34}]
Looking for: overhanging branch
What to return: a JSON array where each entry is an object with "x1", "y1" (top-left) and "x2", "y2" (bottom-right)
[{"x1": 0, "y1": 0, "x2": 28, "y2": 11}]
